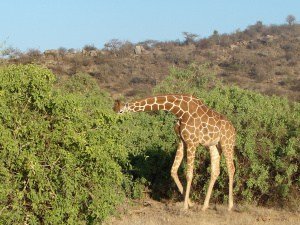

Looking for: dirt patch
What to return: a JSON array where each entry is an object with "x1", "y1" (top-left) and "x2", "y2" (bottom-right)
[{"x1": 104, "y1": 199, "x2": 300, "y2": 225}]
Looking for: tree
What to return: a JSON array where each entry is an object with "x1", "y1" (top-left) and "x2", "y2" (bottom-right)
[
  {"x1": 213, "y1": 30, "x2": 219, "y2": 36},
  {"x1": 58, "y1": 47, "x2": 67, "y2": 58},
  {"x1": 104, "y1": 39, "x2": 123, "y2": 54},
  {"x1": 286, "y1": 15, "x2": 296, "y2": 26},
  {"x1": 0, "y1": 40, "x2": 7, "y2": 56},
  {"x1": 27, "y1": 48, "x2": 41, "y2": 58},
  {"x1": 83, "y1": 44, "x2": 97, "y2": 51},
  {"x1": 213, "y1": 30, "x2": 219, "y2": 40},
  {"x1": 139, "y1": 40, "x2": 158, "y2": 49},
  {"x1": 1, "y1": 47, "x2": 22, "y2": 59},
  {"x1": 182, "y1": 32, "x2": 199, "y2": 45},
  {"x1": 254, "y1": 21, "x2": 264, "y2": 32}
]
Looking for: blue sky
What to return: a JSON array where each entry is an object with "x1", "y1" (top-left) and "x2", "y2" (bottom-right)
[{"x1": 1, "y1": 0, "x2": 299, "y2": 51}]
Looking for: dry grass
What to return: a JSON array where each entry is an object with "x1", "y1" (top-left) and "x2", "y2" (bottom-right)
[{"x1": 105, "y1": 199, "x2": 300, "y2": 225}]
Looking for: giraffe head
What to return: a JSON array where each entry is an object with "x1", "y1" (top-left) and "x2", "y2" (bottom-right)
[{"x1": 113, "y1": 100, "x2": 128, "y2": 114}]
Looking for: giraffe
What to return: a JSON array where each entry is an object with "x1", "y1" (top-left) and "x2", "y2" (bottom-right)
[{"x1": 113, "y1": 94, "x2": 236, "y2": 211}]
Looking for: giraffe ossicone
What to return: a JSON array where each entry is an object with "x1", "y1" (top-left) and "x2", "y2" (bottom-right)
[{"x1": 113, "y1": 94, "x2": 236, "y2": 211}]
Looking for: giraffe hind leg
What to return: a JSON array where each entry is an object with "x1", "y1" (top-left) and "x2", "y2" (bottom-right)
[
  {"x1": 223, "y1": 145, "x2": 235, "y2": 211},
  {"x1": 202, "y1": 145, "x2": 220, "y2": 211}
]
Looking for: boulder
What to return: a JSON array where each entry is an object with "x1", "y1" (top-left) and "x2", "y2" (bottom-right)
[{"x1": 134, "y1": 45, "x2": 145, "y2": 55}]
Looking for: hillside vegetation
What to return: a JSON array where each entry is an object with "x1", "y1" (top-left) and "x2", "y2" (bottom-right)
[
  {"x1": 2, "y1": 22, "x2": 300, "y2": 101},
  {"x1": 0, "y1": 64, "x2": 298, "y2": 224}
]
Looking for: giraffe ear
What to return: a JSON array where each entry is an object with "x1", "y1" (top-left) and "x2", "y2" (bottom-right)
[
  {"x1": 113, "y1": 99, "x2": 121, "y2": 112},
  {"x1": 116, "y1": 99, "x2": 123, "y2": 106}
]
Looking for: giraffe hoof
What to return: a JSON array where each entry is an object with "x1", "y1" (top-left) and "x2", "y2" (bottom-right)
[
  {"x1": 183, "y1": 203, "x2": 189, "y2": 210},
  {"x1": 201, "y1": 205, "x2": 209, "y2": 211},
  {"x1": 188, "y1": 199, "x2": 194, "y2": 207}
]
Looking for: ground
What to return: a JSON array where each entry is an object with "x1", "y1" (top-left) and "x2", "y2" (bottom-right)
[{"x1": 104, "y1": 199, "x2": 300, "y2": 225}]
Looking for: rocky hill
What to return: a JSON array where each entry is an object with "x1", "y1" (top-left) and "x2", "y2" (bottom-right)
[{"x1": 3, "y1": 22, "x2": 300, "y2": 101}]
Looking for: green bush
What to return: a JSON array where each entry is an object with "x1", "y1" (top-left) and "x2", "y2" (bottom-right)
[
  {"x1": 0, "y1": 63, "x2": 298, "y2": 224},
  {"x1": 0, "y1": 65, "x2": 132, "y2": 224},
  {"x1": 118, "y1": 111, "x2": 178, "y2": 199}
]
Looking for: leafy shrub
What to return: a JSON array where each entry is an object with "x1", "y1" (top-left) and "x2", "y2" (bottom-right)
[
  {"x1": 0, "y1": 65, "x2": 133, "y2": 224},
  {"x1": 0, "y1": 63, "x2": 298, "y2": 225},
  {"x1": 118, "y1": 111, "x2": 178, "y2": 199}
]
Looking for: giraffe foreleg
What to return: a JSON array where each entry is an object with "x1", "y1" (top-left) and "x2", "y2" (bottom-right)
[
  {"x1": 173, "y1": 122, "x2": 194, "y2": 207},
  {"x1": 202, "y1": 145, "x2": 220, "y2": 211}
]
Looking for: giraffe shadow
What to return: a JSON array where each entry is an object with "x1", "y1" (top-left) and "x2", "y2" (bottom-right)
[
  {"x1": 128, "y1": 146, "x2": 184, "y2": 201},
  {"x1": 128, "y1": 144, "x2": 233, "y2": 205}
]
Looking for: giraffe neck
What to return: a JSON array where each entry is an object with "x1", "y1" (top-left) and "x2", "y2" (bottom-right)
[{"x1": 126, "y1": 95, "x2": 203, "y2": 118}]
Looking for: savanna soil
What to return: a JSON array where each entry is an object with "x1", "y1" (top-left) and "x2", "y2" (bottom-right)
[{"x1": 104, "y1": 199, "x2": 300, "y2": 225}]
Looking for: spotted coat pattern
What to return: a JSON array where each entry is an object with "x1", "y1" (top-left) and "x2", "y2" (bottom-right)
[{"x1": 113, "y1": 94, "x2": 236, "y2": 211}]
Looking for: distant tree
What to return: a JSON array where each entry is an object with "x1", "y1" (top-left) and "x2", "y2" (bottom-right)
[
  {"x1": 104, "y1": 39, "x2": 122, "y2": 50},
  {"x1": 247, "y1": 21, "x2": 264, "y2": 33},
  {"x1": 182, "y1": 32, "x2": 199, "y2": 45},
  {"x1": 212, "y1": 30, "x2": 220, "y2": 45},
  {"x1": 67, "y1": 48, "x2": 76, "y2": 54},
  {"x1": 0, "y1": 40, "x2": 7, "y2": 56},
  {"x1": 1, "y1": 47, "x2": 22, "y2": 59},
  {"x1": 235, "y1": 28, "x2": 241, "y2": 33},
  {"x1": 139, "y1": 39, "x2": 159, "y2": 49},
  {"x1": 213, "y1": 30, "x2": 219, "y2": 36},
  {"x1": 104, "y1": 39, "x2": 123, "y2": 54},
  {"x1": 27, "y1": 48, "x2": 41, "y2": 58},
  {"x1": 256, "y1": 21, "x2": 263, "y2": 27},
  {"x1": 118, "y1": 41, "x2": 134, "y2": 57},
  {"x1": 83, "y1": 44, "x2": 97, "y2": 51},
  {"x1": 58, "y1": 47, "x2": 67, "y2": 57},
  {"x1": 286, "y1": 15, "x2": 296, "y2": 26},
  {"x1": 255, "y1": 21, "x2": 264, "y2": 32}
]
